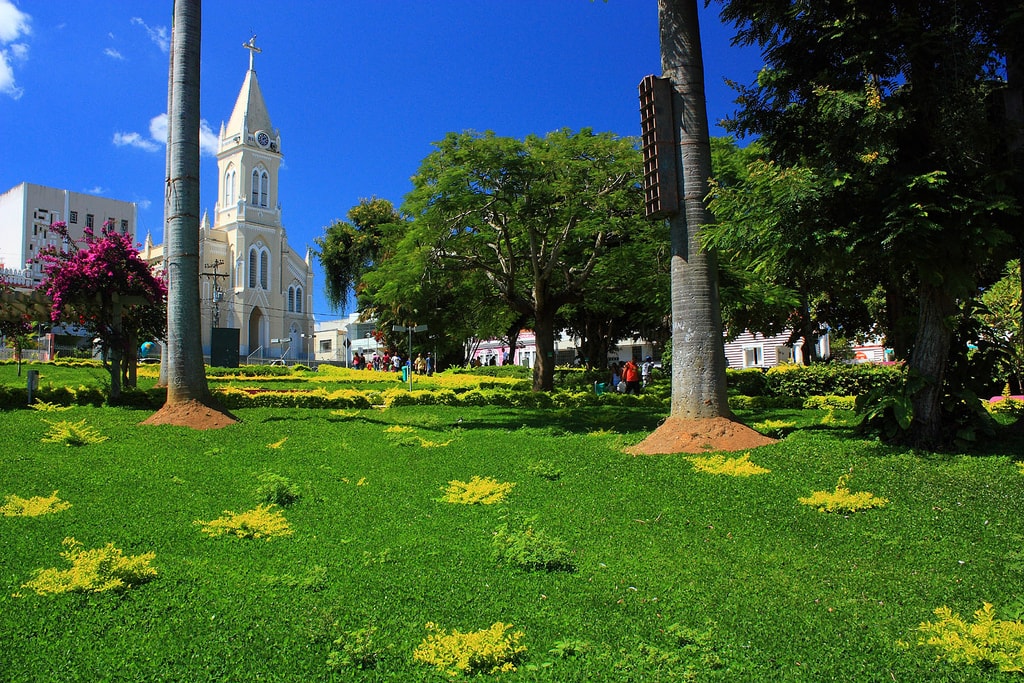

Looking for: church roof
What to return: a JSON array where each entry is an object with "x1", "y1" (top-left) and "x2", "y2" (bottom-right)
[{"x1": 225, "y1": 65, "x2": 274, "y2": 139}]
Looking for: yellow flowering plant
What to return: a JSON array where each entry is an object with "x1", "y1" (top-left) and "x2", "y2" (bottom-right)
[
  {"x1": 798, "y1": 472, "x2": 888, "y2": 513},
  {"x1": 918, "y1": 602, "x2": 1024, "y2": 673},
  {"x1": 413, "y1": 621, "x2": 526, "y2": 676},
  {"x1": 689, "y1": 453, "x2": 770, "y2": 477},
  {"x1": 440, "y1": 476, "x2": 514, "y2": 505},
  {"x1": 22, "y1": 537, "x2": 157, "y2": 595},
  {"x1": 1, "y1": 491, "x2": 71, "y2": 516},
  {"x1": 195, "y1": 504, "x2": 293, "y2": 539}
]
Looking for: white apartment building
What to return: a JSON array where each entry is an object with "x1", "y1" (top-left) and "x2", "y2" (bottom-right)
[{"x1": 0, "y1": 182, "x2": 138, "y2": 285}]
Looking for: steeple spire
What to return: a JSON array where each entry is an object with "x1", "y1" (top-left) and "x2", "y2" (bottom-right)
[{"x1": 243, "y1": 35, "x2": 262, "y2": 72}]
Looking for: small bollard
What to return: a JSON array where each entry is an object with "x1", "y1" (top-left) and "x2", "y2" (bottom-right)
[{"x1": 27, "y1": 369, "x2": 39, "y2": 405}]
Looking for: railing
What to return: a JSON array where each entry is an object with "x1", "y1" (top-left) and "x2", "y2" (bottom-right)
[{"x1": 245, "y1": 346, "x2": 263, "y2": 365}]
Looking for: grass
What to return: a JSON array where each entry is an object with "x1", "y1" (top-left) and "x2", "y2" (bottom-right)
[{"x1": 1, "y1": 369, "x2": 1023, "y2": 680}]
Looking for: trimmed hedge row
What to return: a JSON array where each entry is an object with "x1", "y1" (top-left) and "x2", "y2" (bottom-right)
[{"x1": 726, "y1": 363, "x2": 905, "y2": 398}]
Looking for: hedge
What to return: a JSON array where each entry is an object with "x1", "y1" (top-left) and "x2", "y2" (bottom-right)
[{"x1": 725, "y1": 363, "x2": 905, "y2": 398}]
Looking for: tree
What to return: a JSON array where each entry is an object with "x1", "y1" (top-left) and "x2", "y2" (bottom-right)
[
  {"x1": 315, "y1": 197, "x2": 404, "y2": 313},
  {"x1": 660, "y1": 0, "x2": 731, "y2": 418},
  {"x1": 144, "y1": 0, "x2": 235, "y2": 427},
  {"x1": 720, "y1": 0, "x2": 1020, "y2": 448},
  {"x1": 380, "y1": 128, "x2": 645, "y2": 391},
  {"x1": 36, "y1": 222, "x2": 166, "y2": 401},
  {"x1": 977, "y1": 260, "x2": 1024, "y2": 395}
]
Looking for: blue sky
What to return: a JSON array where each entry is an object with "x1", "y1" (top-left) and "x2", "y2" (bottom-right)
[{"x1": 0, "y1": 1, "x2": 764, "y2": 322}]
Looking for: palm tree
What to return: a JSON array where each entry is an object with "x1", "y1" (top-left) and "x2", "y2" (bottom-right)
[
  {"x1": 630, "y1": 0, "x2": 770, "y2": 453},
  {"x1": 145, "y1": 0, "x2": 235, "y2": 427},
  {"x1": 660, "y1": 0, "x2": 729, "y2": 418}
]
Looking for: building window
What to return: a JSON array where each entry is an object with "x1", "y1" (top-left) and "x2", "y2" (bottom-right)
[
  {"x1": 743, "y1": 345, "x2": 764, "y2": 368},
  {"x1": 86, "y1": 214, "x2": 94, "y2": 228},
  {"x1": 69, "y1": 211, "x2": 78, "y2": 224},
  {"x1": 120, "y1": 220, "x2": 129, "y2": 234},
  {"x1": 295, "y1": 286, "x2": 302, "y2": 313},
  {"x1": 320, "y1": 339, "x2": 331, "y2": 353},
  {"x1": 251, "y1": 168, "x2": 269, "y2": 207},
  {"x1": 287, "y1": 287, "x2": 295, "y2": 313},
  {"x1": 248, "y1": 249, "x2": 258, "y2": 288},
  {"x1": 224, "y1": 165, "x2": 236, "y2": 206},
  {"x1": 259, "y1": 251, "x2": 268, "y2": 289}
]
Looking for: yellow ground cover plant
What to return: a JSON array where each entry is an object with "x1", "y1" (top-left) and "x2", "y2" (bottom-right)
[
  {"x1": 689, "y1": 452, "x2": 770, "y2": 477},
  {"x1": 413, "y1": 621, "x2": 526, "y2": 676},
  {"x1": 798, "y1": 472, "x2": 888, "y2": 513},
  {"x1": 22, "y1": 537, "x2": 157, "y2": 595},
  {"x1": 441, "y1": 476, "x2": 514, "y2": 505},
  {"x1": 1, "y1": 491, "x2": 71, "y2": 516},
  {"x1": 40, "y1": 419, "x2": 108, "y2": 446},
  {"x1": 195, "y1": 504, "x2": 293, "y2": 539},
  {"x1": 918, "y1": 602, "x2": 1024, "y2": 673}
]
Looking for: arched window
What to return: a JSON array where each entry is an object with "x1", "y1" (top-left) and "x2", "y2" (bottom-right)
[
  {"x1": 260, "y1": 171, "x2": 269, "y2": 207},
  {"x1": 287, "y1": 287, "x2": 295, "y2": 313},
  {"x1": 295, "y1": 286, "x2": 302, "y2": 313},
  {"x1": 224, "y1": 164, "x2": 235, "y2": 206},
  {"x1": 260, "y1": 250, "x2": 269, "y2": 290},
  {"x1": 251, "y1": 169, "x2": 260, "y2": 204},
  {"x1": 248, "y1": 248, "x2": 258, "y2": 288}
]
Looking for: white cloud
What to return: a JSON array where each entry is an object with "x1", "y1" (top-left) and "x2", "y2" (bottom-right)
[
  {"x1": 113, "y1": 130, "x2": 160, "y2": 152},
  {"x1": 136, "y1": 198, "x2": 152, "y2": 211},
  {"x1": 148, "y1": 112, "x2": 219, "y2": 157},
  {"x1": 130, "y1": 17, "x2": 169, "y2": 53},
  {"x1": 0, "y1": 0, "x2": 31, "y2": 43},
  {"x1": 0, "y1": 0, "x2": 30, "y2": 99},
  {"x1": 83, "y1": 186, "x2": 107, "y2": 196},
  {"x1": 104, "y1": 47, "x2": 124, "y2": 60}
]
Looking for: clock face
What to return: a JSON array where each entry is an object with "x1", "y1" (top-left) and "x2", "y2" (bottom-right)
[{"x1": 256, "y1": 131, "x2": 270, "y2": 148}]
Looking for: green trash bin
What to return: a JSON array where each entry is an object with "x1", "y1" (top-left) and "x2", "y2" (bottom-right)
[
  {"x1": 402, "y1": 366, "x2": 409, "y2": 382},
  {"x1": 595, "y1": 382, "x2": 606, "y2": 396}
]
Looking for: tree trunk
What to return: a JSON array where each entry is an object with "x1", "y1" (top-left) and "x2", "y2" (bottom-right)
[
  {"x1": 532, "y1": 308, "x2": 557, "y2": 392},
  {"x1": 145, "y1": 0, "x2": 234, "y2": 427},
  {"x1": 906, "y1": 281, "x2": 955, "y2": 449},
  {"x1": 660, "y1": 0, "x2": 731, "y2": 419}
]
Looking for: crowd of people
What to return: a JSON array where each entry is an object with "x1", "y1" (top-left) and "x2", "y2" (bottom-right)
[
  {"x1": 350, "y1": 351, "x2": 434, "y2": 376},
  {"x1": 609, "y1": 356, "x2": 656, "y2": 394}
]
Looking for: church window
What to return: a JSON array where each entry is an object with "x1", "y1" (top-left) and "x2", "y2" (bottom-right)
[
  {"x1": 287, "y1": 287, "x2": 295, "y2": 313},
  {"x1": 295, "y1": 286, "x2": 302, "y2": 313},
  {"x1": 250, "y1": 167, "x2": 269, "y2": 208},
  {"x1": 260, "y1": 250, "x2": 269, "y2": 289},
  {"x1": 224, "y1": 165, "x2": 235, "y2": 206},
  {"x1": 248, "y1": 249, "x2": 258, "y2": 288}
]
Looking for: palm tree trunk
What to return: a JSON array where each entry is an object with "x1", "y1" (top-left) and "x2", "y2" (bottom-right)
[
  {"x1": 163, "y1": 0, "x2": 208, "y2": 404},
  {"x1": 660, "y1": 0, "x2": 730, "y2": 419}
]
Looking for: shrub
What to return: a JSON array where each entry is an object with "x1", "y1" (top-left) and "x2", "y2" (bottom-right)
[
  {"x1": 195, "y1": 504, "x2": 293, "y2": 540},
  {"x1": 492, "y1": 518, "x2": 576, "y2": 572},
  {"x1": 726, "y1": 368, "x2": 767, "y2": 396},
  {"x1": 254, "y1": 472, "x2": 300, "y2": 507},
  {"x1": 327, "y1": 626, "x2": 384, "y2": 671},
  {"x1": 22, "y1": 537, "x2": 157, "y2": 595},
  {"x1": 689, "y1": 453, "x2": 770, "y2": 477},
  {"x1": 413, "y1": 622, "x2": 526, "y2": 676},
  {"x1": 751, "y1": 419, "x2": 797, "y2": 439},
  {"x1": 440, "y1": 476, "x2": 514, "y2": 505},
  {"x1": 803, "y1": 395, "x2": 858, "y2": 410},
  {"x1": 0, "y1": 491, "x2": 71, "y2": 516},
  {"x1": 764, "y1": 363, "x2": 905, "y2": 398},
  {"x1": 917, "y1": 602, "x2": 1024, "y2": 673},
  {"x1": 41, "y1": 419, "x2": 108, "y2": 446},
  {"x1": 798, "y1": 473, "x2": 888, "y2": 513}
]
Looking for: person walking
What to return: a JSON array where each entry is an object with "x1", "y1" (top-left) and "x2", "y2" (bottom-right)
[
  {"x1": 641, "y1": 356, "x2": 655, "y2": 388},
  {"x1": 622, "y1": 358, "x2": 641, "y2": 395}
]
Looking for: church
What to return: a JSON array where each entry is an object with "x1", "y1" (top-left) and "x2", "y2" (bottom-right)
[{"x1": 144, "y1": 39, "x2": 315, "y2": 363}]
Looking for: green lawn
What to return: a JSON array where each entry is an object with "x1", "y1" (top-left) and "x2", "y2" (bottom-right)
[{"x1": 1, "y1": 387, "x2": 1023, "y2": 680}]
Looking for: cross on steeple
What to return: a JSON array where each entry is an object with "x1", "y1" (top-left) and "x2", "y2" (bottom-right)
[{"x1": 243, "y1": 35, "x2": 261, "y2": 71}]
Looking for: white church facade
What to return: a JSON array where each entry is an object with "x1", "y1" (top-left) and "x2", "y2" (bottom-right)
[{"x1": 143, "y1": 40, "x2": 315, "y2": 362}]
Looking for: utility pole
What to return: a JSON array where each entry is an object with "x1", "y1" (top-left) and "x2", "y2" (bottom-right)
[{"x1": 202, "y1": 259, "x2": 228, "y2": 328}]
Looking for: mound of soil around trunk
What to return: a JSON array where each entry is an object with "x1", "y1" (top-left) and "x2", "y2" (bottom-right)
[
  {"x1": 141, "y1": 399, "x2": 238, "y2": 429},
  {"x1": 626, "y1": 416, "x2": 776, "y2": 455}
]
